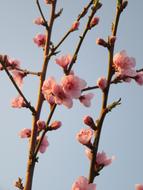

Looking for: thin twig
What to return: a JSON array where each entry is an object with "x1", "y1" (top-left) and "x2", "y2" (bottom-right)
[{"x1": 36, "y1": 0, "x2": 49, "y2": 29}]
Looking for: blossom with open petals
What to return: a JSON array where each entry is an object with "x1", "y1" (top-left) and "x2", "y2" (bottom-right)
[
  {"x1": 113, "y1": 50, "x2": 137, "y2": 79},
  {"x1": 11, "y1": 96, "x2": 26, "y2": 108},
  {"x1": 79, "y1": 93, "x2": 94, "y2": 107},
  {"x1": 76, "y1": 128, "x2": 93, "y2": 145},
  {"x1": 55, "y1": 54, "x2": 72, "y2": 69},
  {"x1": 61, "y1": 74, "x2": 87, "y2": 99},
  {"x1": 33, "y1": 34, "x2": 46, "y2": 47},
  {"x1": 19, "y1": 128, "x2": 31, "y2": 138},
  {"x1": 71, "y1": 176, "x2": 96, "y2": 190},
  {"x1": 52, "y1": 84, "x2": 73, "y2": 108}
]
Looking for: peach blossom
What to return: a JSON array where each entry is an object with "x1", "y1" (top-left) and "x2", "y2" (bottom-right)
[{"x1": 71, "y1": 176, "x2": 96, "y2": 190}]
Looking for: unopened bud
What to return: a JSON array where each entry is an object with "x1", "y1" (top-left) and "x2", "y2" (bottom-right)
[
  {"x1": 70, "y1": 21, "x2": 80, "y2": 32},
  {"x1": 109, "y1": 36, "x2": 116, "y2": 45},
  {"x1": 37, "y1": 120, "x2": 46, "y2": 131},
  {"x1": 96, "y1": 38, "x2": 108, "y2": 48},
  {"x1": 90, "y1": 17, "x2": 99, "y2": 28},
  {"x1": 50, "y1": 121, "x2": 62, "y2": 130},
  {"x1": 83, "y1": 116, "x2": 96, "y2": 130}
]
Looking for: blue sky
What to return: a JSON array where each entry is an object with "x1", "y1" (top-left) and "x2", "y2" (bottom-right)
[{"x1": 0, "y1": 1, "x2": 143, "y2": 190}]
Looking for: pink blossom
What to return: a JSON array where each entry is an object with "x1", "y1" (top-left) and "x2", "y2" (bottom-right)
[
  {"x1": 71, "y1": 176, "x2": 96, "y2": 190},
  {"x1": 55, "y1": 54, "x2": 72, "y2": 69},
  {"x1": 135, "y1": 184, "x2": 143, "y2": 190},
  {"x1": 90, "y1": 17, "x2": 99, "y2": 28},
  {"x1": 50, "y1": 120, "x2": 62, "y2": 130},
  {"x1": 85, "y1": 149, "x2": 115, "y2": 167},
  {"x1": 37, "y1": 120, "x2": 46, "y2": 131},
  {"x1": 33, "y1": 34, "x2": 46, "y2": 47},
  {"x1": 12, "y1": 70, "x2": 25, "y2": 87},
  {"x1": 52, "y1": 84, "x2": 73, "y2": 108},
  {"x1": 19, "y1": 128, "x2": 31, "y2": 138},
  {"x1": 96, "y1": 151, "x2": 115, "y2": 166},
  {"x1": 135, "y1": 71, "x2": 143, "y2": 85},
  {"x1": 97, "y1": 77, "x2": 107, "y2": 90},
  {"x1": 70, "y1": 21, "x2": 80, "y2": 31},
  {"x1": 38, "y1": 135, "x2": 49, "y2": 153},
  {"x1": 42, "y1": 77, "x2": 56, "y2": 104},
  {"x1": 113, "y1": 50, "x2": 137, "y2": 78},
  {"x1": 0, "y1": 56, "x2": 21, "y2": 71},
  {"x1": 11, "y1": 96, "x2": 26, "y2": 108},
  {"x1": 34, "y1": 17, "x2": 44, "y2": 25},
  {"x1": 76, "y1": 128, "x2": 93, "y2": 145},
  {"x1": 83, "y1": 116, "x2": 95, "y2": 129},
  {"x1": 61, "y1": 74, "x2": 87, "y2": 99},
  {"x1": 79, "y1": 93, "x2": 94, "y2": 107}
]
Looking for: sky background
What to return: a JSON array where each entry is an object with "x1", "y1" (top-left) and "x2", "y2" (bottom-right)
[{"x1": 0, "y1": 1, "x2": 143, "y2": 190}]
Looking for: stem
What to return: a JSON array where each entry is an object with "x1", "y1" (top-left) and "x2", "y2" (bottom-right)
[
  {"x1": 88, "y1": 1, "x2": 123, "y2": 183},
  {"x1": 23, "y1": 1, "x2": 57, "y2": 190}
]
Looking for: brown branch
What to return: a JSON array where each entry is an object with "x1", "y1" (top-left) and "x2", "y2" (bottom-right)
[
  {"x1": 88, "y1": 0, "x2": 125, "y2": 183},
  {"x1": 23, "y1": 1, "x2": 57, "y2": 190}
]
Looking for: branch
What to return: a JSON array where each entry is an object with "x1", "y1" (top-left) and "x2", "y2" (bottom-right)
[
  {"x1": 88, "y1": 0, "x2": 125, "y2": 183},
  {"x1": 0, "y1": 57, "x2": 36, "y2": 115}
]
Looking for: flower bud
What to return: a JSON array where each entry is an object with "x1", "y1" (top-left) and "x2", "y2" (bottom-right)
[
  {"x1": 50, "y1": 121, "x2": 62, "y2": 130},
  {"x1": 89, "y1": 17, "x2": 99, "y2": 28},
  {"x1": 83, "y1": 116, "x2": 96, "y2": 130},
  {"x1": 70, "y1": 21, "x2": 80, "y2": 32},
  {"x1": 96, "y1": 38, "x2": 108, "y2": 48}
]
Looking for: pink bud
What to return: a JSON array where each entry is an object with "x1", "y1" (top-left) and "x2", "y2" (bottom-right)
[
  {"x1": 90, "y1": 17, "x2": 99, "y2": 28},
  {"x1": 97, "y1": 77, "x2": 107, "y2": 90},
  {"x1": 50, "y1": 121, "x2": 62, "y2": 130},
  {"x1": 37, "y1": 120, "x2": 46, "y2": 131},
  {"x1": 135, "y1": 71, "x2": 143, "y2": 85},
  {"x1": 70, "y1": 21, "x2": 80, "y2": 31},
  {"x1": 109, "y1": 36, "x2": 116, "y2": 45},
  {"x1": 34, "y1": 17, "x2": 44, "y2": 25},
  {"x1": 96, "y1": 38, "x2": 108, "y2": 47},
  {"x1": 83, "y1": 116, "x2": 95, "y2": 129}
]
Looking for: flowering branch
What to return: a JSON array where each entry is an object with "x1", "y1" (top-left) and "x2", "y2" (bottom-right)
[
  {"x1": 23, "y1": 1, "x2": 58, "y2": 190},
  {"x1": 0, "y1": 56, "x2": 36, "y2": 115},
  {"x1": 33, "y1": 0, "x2": 102, "y2": 161},
  {"x1": 88, "y1": 0, "x2": 125, "y2": 183},
  {"x1": 67, "y1": 0, "x2": 101, "y2": 73},
  {"x1": 48, "y1": 0, "x2": 95, "y2": 59}
]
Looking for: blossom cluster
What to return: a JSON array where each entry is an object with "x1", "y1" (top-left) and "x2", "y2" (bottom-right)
[{"x1": 42, "y1": 73, "x2": 94, "y2": 108}]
